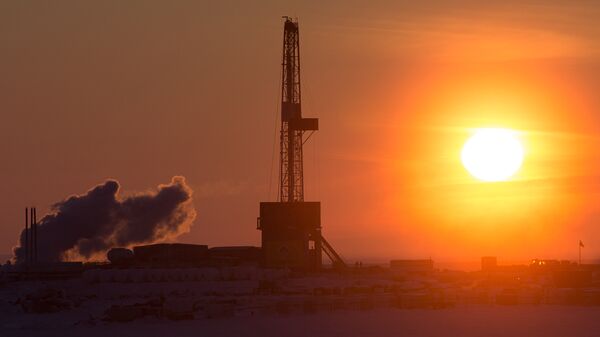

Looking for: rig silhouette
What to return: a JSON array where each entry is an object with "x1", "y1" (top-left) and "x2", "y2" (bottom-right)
[{"x1": 258, "y1": 17, "x2": 345, "y2": 270}]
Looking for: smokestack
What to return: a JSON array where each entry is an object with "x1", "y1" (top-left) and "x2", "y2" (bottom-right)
[
  {"x1": 24, "y1": 207, "x2": 28, "y2": 265},
  {"x1": 33, "y1": 207, "x2": 37, "y2": 263},
  {"x1": 30, "y1": 207, "x2": 34, "y2": 265}
]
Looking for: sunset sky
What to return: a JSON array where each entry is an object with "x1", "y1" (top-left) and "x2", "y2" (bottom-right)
[{"x1": 3, "y1": 1, "x2": 600, "y2": 266}]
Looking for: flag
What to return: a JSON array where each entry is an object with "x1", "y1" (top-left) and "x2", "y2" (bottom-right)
[{"x1": 579, "y1": 240, "x2": 585, "y2": 248}]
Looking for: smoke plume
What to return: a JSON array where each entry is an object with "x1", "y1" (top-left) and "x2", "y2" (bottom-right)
[{"x1": 14, "y1": 176, "x2": 196, "y2": 263}]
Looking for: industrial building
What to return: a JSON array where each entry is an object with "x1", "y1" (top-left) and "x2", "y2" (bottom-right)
[
  {"x1": 133, "y1": 244, "x2": 209, "y2": 266},
  {"x1": 106, "y1": 244, "x2": 262, "y2": 268}
]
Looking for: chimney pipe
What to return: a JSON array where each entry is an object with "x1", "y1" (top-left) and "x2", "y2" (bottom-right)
[
  {"x1": 33, "y1": 207, "x2": 37, "y2": 263},
  {"x1": 25, "y1": 207, "x2": 28, "y2": 265},
  {"x1": 30, "y1": 207, "x2": 34, "y2": 265}
]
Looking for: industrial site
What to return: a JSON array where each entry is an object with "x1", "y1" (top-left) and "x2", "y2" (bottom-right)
[{"x1": 4, "y1": 4, "x2": 600, "y2": 337}]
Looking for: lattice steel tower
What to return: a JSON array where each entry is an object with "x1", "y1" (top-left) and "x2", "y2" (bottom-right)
[
  {"x1": 279, "y1": 17, "x2": 318, "y2": 202},
  {"x1": 258, "y1": 17, "x2": 345, "y2": 271}
]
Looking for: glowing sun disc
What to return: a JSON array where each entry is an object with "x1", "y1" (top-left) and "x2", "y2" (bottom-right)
[{"x1": 461, "y1": 128, "x2": 524, "y2": 182}]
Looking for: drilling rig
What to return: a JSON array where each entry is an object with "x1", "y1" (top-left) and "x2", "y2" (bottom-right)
[{"x1": 258, "y1": 17, "x2": 345, "y2": 270}]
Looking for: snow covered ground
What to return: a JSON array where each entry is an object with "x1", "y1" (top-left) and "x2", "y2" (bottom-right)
[
  {"x1": 2, "y1": 269, "x2": 600, "y2": 337},
  {"x1": 2, "y1": 306, "x2": 600, "y2": 337}
]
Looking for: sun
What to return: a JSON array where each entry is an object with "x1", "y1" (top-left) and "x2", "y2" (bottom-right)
[{"x1": 461, "y1": 128, "x2": 524, "y2": 182}]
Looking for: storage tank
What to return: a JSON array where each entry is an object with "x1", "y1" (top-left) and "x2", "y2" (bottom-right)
[{"x1": 107, "y1": 248, "x2": 134, "y2": 266}]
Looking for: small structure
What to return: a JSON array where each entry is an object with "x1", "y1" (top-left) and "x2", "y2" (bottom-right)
[
  {"x1": 481, "y1": 256, "x2": 498, "y2": 272},
  {"x1": 529, "y1": 259, "x2": 592, "y2": 287}
]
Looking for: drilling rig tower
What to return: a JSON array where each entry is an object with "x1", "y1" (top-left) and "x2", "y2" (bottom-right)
[{"x1": 258, "y1": 17, "x2": 345, "y2": 270}]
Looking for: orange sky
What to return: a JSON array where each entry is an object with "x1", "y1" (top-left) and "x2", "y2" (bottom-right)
[{"x1": 3, "y1": 1, "x2": 600, "y2": 266}]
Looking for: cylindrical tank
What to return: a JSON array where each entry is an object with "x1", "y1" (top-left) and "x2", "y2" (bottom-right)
[{"x1": 107, "y1": 247, "x2": 134, "y2": 265}]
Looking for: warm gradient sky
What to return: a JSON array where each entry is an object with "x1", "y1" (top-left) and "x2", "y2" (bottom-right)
[{"x1": 3, "y1": 1, "x2": 600, "y2": 266}]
